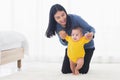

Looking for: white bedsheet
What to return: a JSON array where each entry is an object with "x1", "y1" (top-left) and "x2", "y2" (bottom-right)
[{"x1": 0, "y1": 31, "x2": 29, "y2": 54}]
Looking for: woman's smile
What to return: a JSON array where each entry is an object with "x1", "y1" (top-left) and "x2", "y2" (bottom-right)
[{"x1": 54, "y1": 11, "x2": 67, "y2": 26}]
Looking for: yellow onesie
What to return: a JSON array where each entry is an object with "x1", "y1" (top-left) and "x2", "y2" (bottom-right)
[{"x1": 65, "y1": 35, "x2": 90, "y2": 63}]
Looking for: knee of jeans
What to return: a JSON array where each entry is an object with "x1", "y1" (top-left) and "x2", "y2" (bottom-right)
[
  {"x1": 80, "y1": 70, "x2": 88, "y2": 74},
  {"x1": 61, "y1": 70, "x2": 67, "y2": 74},
  {"x1": 79, "y1": 67, "x2": 89, "y2": 74},
  {"x1": 61, "y1": 69, "x2": 71, "y2": 74}
]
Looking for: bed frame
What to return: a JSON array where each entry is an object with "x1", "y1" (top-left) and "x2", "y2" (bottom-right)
[{"x1": 0, "y1": 48, "x2": 24, "y2": 70}]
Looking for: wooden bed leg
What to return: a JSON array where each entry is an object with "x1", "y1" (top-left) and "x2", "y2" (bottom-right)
[{"x1": 17, "y1": 60, "x2": 21, "y2": 71}]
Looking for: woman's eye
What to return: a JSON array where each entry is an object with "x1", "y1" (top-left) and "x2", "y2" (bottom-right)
[
  {"x1": 56, "y1": 17, "x2": 60, "y2": 19},
  {"x1": 61, "y1": 14, "x2": 64, "y2": 17}
]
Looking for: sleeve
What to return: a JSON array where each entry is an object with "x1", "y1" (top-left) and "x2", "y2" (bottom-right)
[
  {"x1": 57, "y1": 34, "x2": 68, "y2": 46},
  {"x1": 65, "y1": 35, "x2": 69, "y2": 42},
  {"x1": 82, "y1": 36, "x2": 90, "y2": 44},
  {"x1": 56, "y1": 24, "x2": 64, "y2": 33},
  {"x1": 55, "y1": 24, "x2": 68, "y2": 46},
  {"x1": 74, "y1": 15, "x2": 95, "y2": 34}
]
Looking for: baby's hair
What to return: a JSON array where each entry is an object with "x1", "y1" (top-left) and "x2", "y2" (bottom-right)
[{"x1": 72, "y1": 26, "x2": 83, "y2": 33}]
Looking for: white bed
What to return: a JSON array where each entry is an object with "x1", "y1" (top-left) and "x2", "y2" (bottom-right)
[{"x1": 0, "y1": 31, "x2": 28, "y2": 69}]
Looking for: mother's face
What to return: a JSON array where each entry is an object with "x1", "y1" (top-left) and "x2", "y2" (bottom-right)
[{"x1": 54, "y1": 11, "x2": 67, "y2": 27}]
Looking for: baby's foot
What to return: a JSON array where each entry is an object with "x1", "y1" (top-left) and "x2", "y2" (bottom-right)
[{"x1": 75, "y1": 69, "x2": 79, "y2": 75}]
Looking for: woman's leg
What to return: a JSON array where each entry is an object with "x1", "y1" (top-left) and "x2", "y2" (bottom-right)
[
  {"x1": 61, "y1": 48, "x2": 72, "y2": 74},
  {"x1": 79, "y1": 48, "x2": 95, "y2": 74}
]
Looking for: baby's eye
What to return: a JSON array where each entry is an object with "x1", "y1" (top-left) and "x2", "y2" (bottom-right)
[{"x1": 76, "y1": 34, "x2": 78, "y2": 36}]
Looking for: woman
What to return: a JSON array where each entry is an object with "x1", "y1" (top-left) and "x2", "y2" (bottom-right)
[{"x1": 45, "y1": 4, "x2": 95, "y2": 74}]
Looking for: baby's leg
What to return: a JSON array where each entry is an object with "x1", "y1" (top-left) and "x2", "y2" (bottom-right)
[
  {"x1": 69, "y1": 60, "x2": 76, "y2": 74},
  {"x1": 75, "y1": 58, "x2": 84, "y2": 75}
]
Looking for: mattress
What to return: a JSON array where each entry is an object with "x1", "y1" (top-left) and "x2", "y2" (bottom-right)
[
  {"x1": 0, "y1": 31, "x2": 28, "y2": 53},
  {"x1": 0, "y1": 41, "x2": 22, "y2": 51}
]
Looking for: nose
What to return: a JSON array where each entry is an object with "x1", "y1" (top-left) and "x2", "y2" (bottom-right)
[
  {"x1": 60, "y1": 17, "x2": 64, "y2": 21},
  {"x1": 73, "y1": 36, "x2": 76, "y2": 39}
]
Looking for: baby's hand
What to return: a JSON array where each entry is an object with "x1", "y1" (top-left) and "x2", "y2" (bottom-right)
[
  {"x1": 85, "y1": 32, "x2": 93, "y2": 40},
  {"x1": 59, "y1": 30, "x2": 67, "y2": 39}
]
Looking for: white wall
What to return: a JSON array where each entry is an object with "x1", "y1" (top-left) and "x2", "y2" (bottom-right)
[{"x1": 0, "y1": 0, "x2": 120, "y2": 63}]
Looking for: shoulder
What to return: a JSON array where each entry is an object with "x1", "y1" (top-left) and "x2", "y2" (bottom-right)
[
  {"x1": 68, "y1": 14, "x2": 81, "y2": 19},
  {"x1": 68, "y1": 14, "x2": 84, "y2": 24}
]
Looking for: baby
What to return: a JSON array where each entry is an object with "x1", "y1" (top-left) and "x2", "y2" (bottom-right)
[{"x1": 59, "y1": 26, "x2": 93, "y2": 75}]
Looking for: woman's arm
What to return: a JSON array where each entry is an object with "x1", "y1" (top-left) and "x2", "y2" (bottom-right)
[
  {"x1": 74, "y1": 15, "x2": 95, "y2": 34},
  {"x1": 56, "y1": 30, "x2": 68, "y2": 46},
  {"x1": 55, "y1": 24, "x2": 68, "y2": 46},
  {"x1": 84, "y1": 32, "x2": 93, "y2": 40},
  {"x1": 58, "y1": 30, "x2": 67, "y2": 39},
  {"x1": 59, "y1": 38, "x2": 68, "y2": 46}
]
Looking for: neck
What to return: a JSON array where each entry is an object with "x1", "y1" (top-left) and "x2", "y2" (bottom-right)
[{"x1": 62, "y1": 25, "x2": 66, "y2": 28}]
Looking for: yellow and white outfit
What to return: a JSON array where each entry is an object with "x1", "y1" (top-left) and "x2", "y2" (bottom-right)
[{"x1": 65, "y1": 35, "x2": 90, "y2": 63}]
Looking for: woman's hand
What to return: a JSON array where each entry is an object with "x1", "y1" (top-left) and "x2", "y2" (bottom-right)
[
  {"x1": 85, "y1": 32, "x2": 94, "y2": 40},
  {"x1": 59, "y1": 30, "x2": 67, "y2": 39}
]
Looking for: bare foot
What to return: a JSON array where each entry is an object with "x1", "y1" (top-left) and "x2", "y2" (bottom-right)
[
  {"x1": 75, "y1": 69, "x2": 79, "y2": 75},
  {"x1": 71, "y1": 69, "x2": 75, "y2": 75}
]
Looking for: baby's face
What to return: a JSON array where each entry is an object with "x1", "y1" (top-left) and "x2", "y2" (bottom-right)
[{"x1": 71, "y1": 29, "x2": 82, "y2": 41}]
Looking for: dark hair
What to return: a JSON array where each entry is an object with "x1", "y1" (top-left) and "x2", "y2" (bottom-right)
[
  {"x1": 45, "y1": 4, "x2": 71, "y2": 38},
  {"x1": 72, "y1": 26, "x2": 83, "y2": 33}
]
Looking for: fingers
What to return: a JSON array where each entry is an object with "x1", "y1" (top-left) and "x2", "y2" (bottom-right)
[{"x1": 85, "y1": 32, "x2": 93, "y2": 40}]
